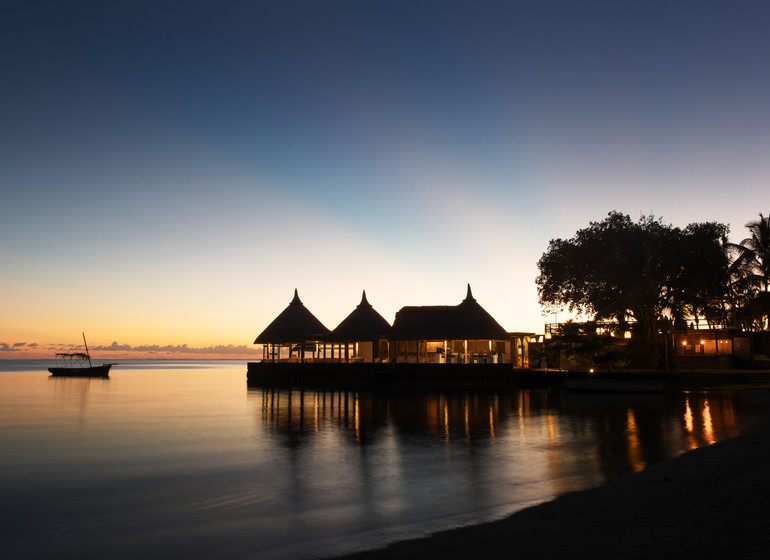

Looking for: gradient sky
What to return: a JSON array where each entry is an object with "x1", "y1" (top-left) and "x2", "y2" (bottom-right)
[{"x1": 2, "y1": 0, "x2": 769, "y2": 357}]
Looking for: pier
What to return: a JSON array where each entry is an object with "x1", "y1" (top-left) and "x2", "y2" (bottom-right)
[
  {"x1": 247, "y1": 362, "x2": 560, "y2": 390},
  {"x1": 247, "y1": 362, "x2": 770, "y2": 391}
]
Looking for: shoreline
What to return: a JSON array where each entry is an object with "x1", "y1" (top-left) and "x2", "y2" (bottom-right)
[{"x1": 334, "y1": 388, "x2": 770, "y2": 560}]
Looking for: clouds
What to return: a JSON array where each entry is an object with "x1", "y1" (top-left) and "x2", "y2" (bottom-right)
[
  {"x1": 0, "y1": 341, "x2": 261, "y2": 359},
  {"x1": 0, "y1": 342, "x2": 38, "y2": 352},
  {"x1": 90, "y1": 342, "x2": 261, "y2": 356}
]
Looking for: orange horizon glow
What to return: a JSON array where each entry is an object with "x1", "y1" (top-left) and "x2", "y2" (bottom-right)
[{"x1": 0, "y1": 342, "x2": 262, "y2": 360}]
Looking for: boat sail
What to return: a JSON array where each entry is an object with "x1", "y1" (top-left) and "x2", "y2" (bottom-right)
[{"x1": 48, "y1": 333, "x2": 114, "y2": 377}]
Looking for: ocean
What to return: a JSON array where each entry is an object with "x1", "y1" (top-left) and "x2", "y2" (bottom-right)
[{"x1": 0, "y1": 359, "x2": 764, "y2": 559}]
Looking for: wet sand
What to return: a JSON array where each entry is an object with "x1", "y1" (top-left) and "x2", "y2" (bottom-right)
[{"x1": 336, "y1": 389, "x2": 770, "y2": 560}]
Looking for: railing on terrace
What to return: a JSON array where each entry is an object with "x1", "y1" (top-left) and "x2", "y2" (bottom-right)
[{"x1": 544, "y1": 321, "x2": 636, "y2": 338}]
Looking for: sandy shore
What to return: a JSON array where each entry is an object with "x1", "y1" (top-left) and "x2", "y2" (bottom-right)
[{"x1": 335, "y1": 389, "x2": 770, "y2": 560}]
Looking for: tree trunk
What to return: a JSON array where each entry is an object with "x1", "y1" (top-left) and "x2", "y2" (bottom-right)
[{"x1": 630, "y1": 308, "x2": 660, "y2": 368}]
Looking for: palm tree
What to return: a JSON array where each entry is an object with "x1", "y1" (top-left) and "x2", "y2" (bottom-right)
[
  {"x1": 728, "y1": 214, "x2": 770, "y2": 330},
  {"x1": 742, "y1": 213, "x2": 770, "y2": 291}
]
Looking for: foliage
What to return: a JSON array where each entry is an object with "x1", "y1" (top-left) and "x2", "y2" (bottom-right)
[
  {"x1": 667, "y1": 221, "x2": 731, "y2": 329},
  {"x1": 726, "y1": 214, "x2": 770, "y2": 330},
  {"x1": 538, "y1": 342, "x2": 567, "y2": 370},
  {"x1": 536, "y1": 211, "x2": 729, "y2": 367},
  {"x1": 564, "y1": 336, "x2": 629, "y2": 372}
]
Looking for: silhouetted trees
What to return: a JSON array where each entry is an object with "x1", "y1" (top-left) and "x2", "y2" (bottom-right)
[
  {"x1": 536, "y1": 211, "x2": 770, "y2": 368},
  {"x1": 727, "y1": 214, "x2": 770, "y2": 330},
  {"x1": 668, "y1": 221, "x2": 731, "y2": 329},
  {"x1": 536, "y1": 212, "x2": 729, "y2": 368}
]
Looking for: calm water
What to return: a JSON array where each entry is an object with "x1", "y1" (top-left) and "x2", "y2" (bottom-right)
[{"x1": 0, "y1": 360, "x2": 765, "y2": 559}]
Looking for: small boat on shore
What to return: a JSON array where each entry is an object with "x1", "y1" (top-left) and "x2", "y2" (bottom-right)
[{"x1": 48, "y1": 333, "x2": 114, "y2": 377}]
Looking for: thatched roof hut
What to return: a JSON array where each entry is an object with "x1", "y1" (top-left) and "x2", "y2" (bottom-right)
[
  {"x1": 327, "y1": 290, "x2": 391, "y2": 343},
  {"x1": 389, "y1": 284, "x2": 507, "y2": 341},
  {"x1": 254, "y1": 289, "x2": 330, "y2": 344}
]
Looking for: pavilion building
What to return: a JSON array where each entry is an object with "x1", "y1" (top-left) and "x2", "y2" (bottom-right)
[
  {"x1": 254, "y1": 285, "x2": 533, "y2": 367},
  {"x1": 254, "y1": 289, "x2": 330, "y2": 363},
  {"x1": 325, "y1": 290, "x2": 391, "y2": 363},
  {"x1": 388, "y1": 284, "x2": 530, "y2": 365}
]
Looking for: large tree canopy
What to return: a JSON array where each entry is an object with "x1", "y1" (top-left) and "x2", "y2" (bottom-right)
[{"x1": 536, "y1": 211, "x2": 729, "y2": 367}]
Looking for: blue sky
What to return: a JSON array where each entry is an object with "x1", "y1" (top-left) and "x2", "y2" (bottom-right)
[{"x1": 2, "y1": 0, "x2": 769, "y2": 355}]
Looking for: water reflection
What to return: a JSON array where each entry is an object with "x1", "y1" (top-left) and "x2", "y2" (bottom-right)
[
  {"x1": 681, "y1": 392, "x2": 735, "y2": 449},
  {"x1": 48, "y1": 376, "x2": 110, "y2": 432},
  {"x1": 2, "y1": 363, "x2": 766, "y2": 560},
  {"x1": 625, "y1": 408, "x2": 644, "y2": 472},
  {"x1": 252, "y1": 387, "x2": 761, "y2": 496},
  {"x1": 257, "y1": 389, "x2": 562, "y2": 445}
]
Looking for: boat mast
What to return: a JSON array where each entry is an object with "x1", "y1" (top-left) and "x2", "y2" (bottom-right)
[{"x1": 82, "y1": 332, "x2": 93, "y2": 367}]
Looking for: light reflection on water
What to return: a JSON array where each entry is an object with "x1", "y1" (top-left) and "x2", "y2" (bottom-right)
[{"x1": 0, "y1": 360, "x2": 765, "y2": 560}]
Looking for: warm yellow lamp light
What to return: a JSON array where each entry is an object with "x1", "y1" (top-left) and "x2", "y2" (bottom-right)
[{"x1": 624, "y1": 331, "x2": 631, "y2": 339}]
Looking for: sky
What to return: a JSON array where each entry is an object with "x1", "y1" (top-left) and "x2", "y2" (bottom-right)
[{"x1": 2, "y1": 0, "x2": 769, "y2": 358}]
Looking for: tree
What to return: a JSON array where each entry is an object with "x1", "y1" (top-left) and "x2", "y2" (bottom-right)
[
  {"x1": 727, "y1": 213, "x2": 770, "y2": 330},
  {"x1": 536, "y1": 211, "x2": 729, "y2": 368},
  {"x1": 667, "y1": 221, "x2": 731, "y2": 329}
]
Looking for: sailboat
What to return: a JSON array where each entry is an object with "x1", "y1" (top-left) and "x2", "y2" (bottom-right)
[{"x1": 48, "y1": 333, "x2": 114, "y2": 377}]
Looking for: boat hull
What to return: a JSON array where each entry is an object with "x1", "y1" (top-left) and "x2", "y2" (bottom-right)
[{"x1": 48, "y1": 364, "x2": 112, "y2": 377}]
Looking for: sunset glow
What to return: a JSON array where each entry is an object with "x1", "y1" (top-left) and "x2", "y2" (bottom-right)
[{"x1": 3, "y1": 1, "x2": 769, "y2": 357}]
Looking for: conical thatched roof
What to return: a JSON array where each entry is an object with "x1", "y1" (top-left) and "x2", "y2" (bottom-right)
[
  {"x1": 389, "y1": 284, "x2": 508, "y2": 341},
  {"x1": 254, "y1": 289, "x2": 331, "y2": 344},
  {"x1": 326, "y1": 290, "x2": 391, "y2": 342}
]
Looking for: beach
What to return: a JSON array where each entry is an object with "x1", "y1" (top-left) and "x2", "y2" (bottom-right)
[{"x1": 336, "y1": 389, "x2": 770, "y2": 560}]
